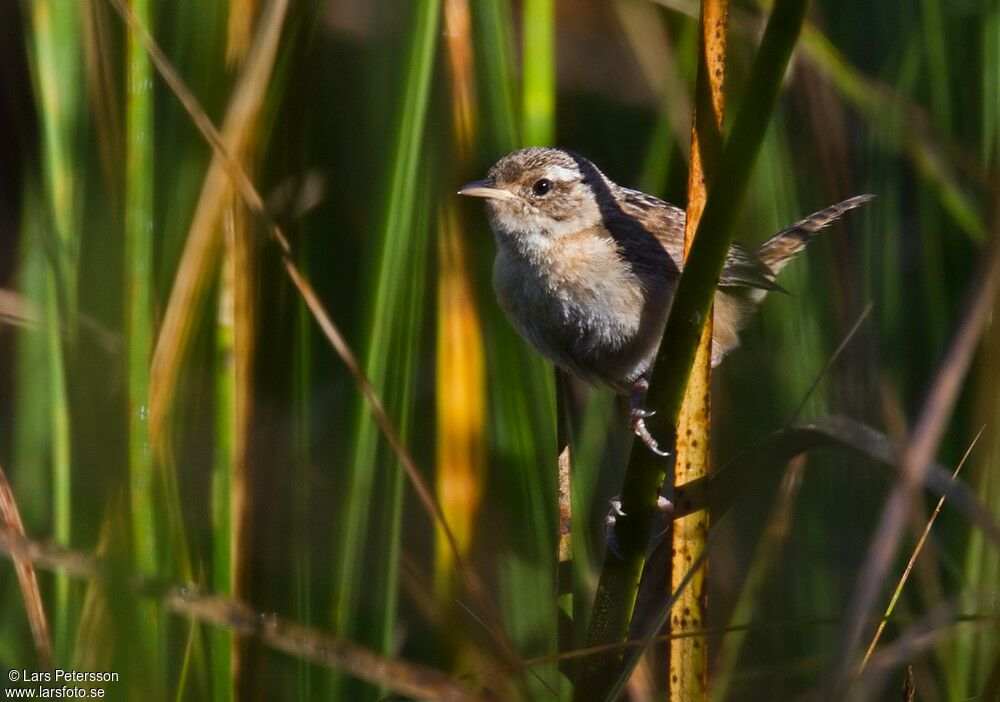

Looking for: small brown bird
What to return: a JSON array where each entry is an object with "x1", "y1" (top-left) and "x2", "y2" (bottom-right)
[{"x1": 459, "y1": 147, "x2": 872, "y2": 454}]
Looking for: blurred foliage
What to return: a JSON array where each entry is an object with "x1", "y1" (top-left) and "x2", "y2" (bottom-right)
[{"x1": 0, "y1": 0, "x2": 997, "y2": 700}]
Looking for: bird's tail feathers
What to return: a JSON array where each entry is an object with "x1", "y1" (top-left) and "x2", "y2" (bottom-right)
[{"x1": 756, "y1": 194, "x2": 875, "y2": 274}]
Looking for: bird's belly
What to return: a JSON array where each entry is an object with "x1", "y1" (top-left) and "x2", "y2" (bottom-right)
[{"x1": 492, "y1": 250, "x2": 660, "y2": 391}]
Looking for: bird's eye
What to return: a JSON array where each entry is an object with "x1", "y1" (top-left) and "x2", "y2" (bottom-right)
[{"x1": 532, "y1": 178, "x2": 553, "y2": 196}]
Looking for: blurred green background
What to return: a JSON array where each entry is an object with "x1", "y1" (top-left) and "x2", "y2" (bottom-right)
[{"x1": 0, "y1": 0, "x2": 996, "y2": 699}]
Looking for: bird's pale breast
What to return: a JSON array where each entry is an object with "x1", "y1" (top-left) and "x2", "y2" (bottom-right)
[{"x1": 492, "y1": 227, "x2": 665, "y2": 390}]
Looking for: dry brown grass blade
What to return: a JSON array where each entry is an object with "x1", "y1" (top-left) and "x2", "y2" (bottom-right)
[
  {"x1": 434, "y1": 203, "x2": 486, "y2": 596},
  {"x1": 858, "y1": 426, "x2": 986, "y2": 672},
  {"x1": 511, "y1": 614, "x2": 1000, "y2": 675},
  {"x1": 81, "y1": 0, "x2": 123, "y2": 210},
  {"x1": 0, "y1": 527, "x2": 484, "y2": 702},
  {"x1": 226, "y1": 192, "x2": 260, "y2": 697},
  {"x1": 0, "y1": 463, "x2": 53, "y2": 667},
  {"x1": 437, "y1": 0, "x2": 486, "y2": 611},
  {"x1": 443, "y1": 0, "x2": 476, "y2": 161},
  {"x1": 463, "y1": 611, "x2": 999, "y2": 684},
  {"x1": 109, "y1": 0, "x2": 519, "y2": 671},
  {"x1": 830, "y1": 206, "x2": 1000, "y2": 696},
  {"x1": 226, "y1": 0, "x2": 256, "y2": 65},
  {"x1": 107, "y1": 0, "x2": 291, "y2": 449}
]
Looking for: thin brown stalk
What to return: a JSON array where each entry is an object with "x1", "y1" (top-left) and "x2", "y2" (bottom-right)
[
  {"x1": 0, "y1": 463, "x2": 53, "y2": 667},
  {"x1": 858, "y1": 426, "x2": 986, "y2": 671},
  {"x1": 675, "y1": 415, "x2": 1000, "y2": 544},
  {"x1": 831, "y1": 207, "x2": 1000, "y2": 695},
  {"x1": 557, "y1": 415, "x2": 573, "y2": 567},
  {"x1": 789, "y1": 301, "x2": 874, "y2": 423},
  {"x1": 556, "y1": 371, "x2": 575, "y2": 674},
  {"x1": 512, "y1": 612, "x2": 1000, "y2": 675},
  {"x1": 0, "y1": 289, "x2": 43, "y2": 330},
  {"x1": 0, "y1": 527, "x2": 483, "y2": 702},
  {"x1": 671, "y1": 0, "x2": 728, "y2": 698},
  {"x1": 80, "y1": 0, "x2": 123, "y2": 211},
  {"x1": 227, "y1": 183, "x2": 259, "y2": 697},
  {"x1": 0, "y1": 289, "x2": 119, "y2": 353},
  {"x1": 850, "y1": 604, "x2": 964, "y2": 700}
]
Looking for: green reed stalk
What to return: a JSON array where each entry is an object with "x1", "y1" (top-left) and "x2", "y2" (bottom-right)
[
  {"x1": 123, "y1": 0, "x2": 163, "y2": 688},
  {"x1": 522, "y1": 0, "x2": 555, "y2": 146},
  {"x1": 125, "y1": 0, "x2": 156, "y2": 579},
  {"x1": 574, "y1": 0, "x2": 810, "y2": 697},
  {"x1": 331, "y1": 1, "x2": 440, "y2": 697},
  {"x1": 26, "y1": 0, "x2": 84, "y2": 661},
  {"x1": 212, "y1": 270, "x2": 234, "y2": 702}
]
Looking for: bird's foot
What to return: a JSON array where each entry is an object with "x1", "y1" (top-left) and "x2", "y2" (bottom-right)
[
  {"x1": 604, "y1": 497, "x2": 625, "y2": 560},
  {"x1": 604, "y1": 494, "x2": 673, "y2": 557},
  {"x1": 630, "y1": 408, "x2": 670, "y2": 456},
  {"x1": 652, "y1": 494, "x2": 674, "y2": 538},
  {"x1": 629, "y1": 378, "x2": 670, "y2": 457}
]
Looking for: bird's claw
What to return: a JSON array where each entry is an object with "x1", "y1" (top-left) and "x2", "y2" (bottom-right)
[
  {"x1": 604, "y1": 514, "x2": 624, "y2": 560},
  {"x1": 631, "y1": 410, "x2": 670, "y2": 457},
  {"x1": 610, "y1": 497, "x2": 626, "y2": 517},
  {"x1": 605, "y1": 496, "x2": 671, "y2": 559},
  {"x1": 628, "y1": 378, "x2": 670, "y2": 457},
  {"x1": 604, "y1": 497, "x2": 627, "y2": 559}
]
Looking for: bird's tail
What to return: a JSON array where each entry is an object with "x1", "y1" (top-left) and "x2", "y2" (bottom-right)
[{"x1": 756, "y1": 194, "x2": 875, "y2": 274}]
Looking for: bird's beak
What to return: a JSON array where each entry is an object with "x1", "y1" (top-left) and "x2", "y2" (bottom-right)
[{"x1": 457, "y1": 178, "x2": 518, "y2": 201}]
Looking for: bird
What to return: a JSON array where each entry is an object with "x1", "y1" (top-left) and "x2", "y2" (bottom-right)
[{"x1": 458, "y1": 147, "x2": 872, "y2": 455}]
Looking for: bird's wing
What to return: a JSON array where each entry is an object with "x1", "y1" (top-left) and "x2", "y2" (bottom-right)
[
  {"x1": 617, "y1": 187, "x2": 781, "y2": 292},
  {"x1": 615, "y1": 187, "x2": 686, "y2": 263},
  {"x1": 603, "y1": 187, "x2": 685, "y2": 278},
  {"x1": 719, "y1": 242, "x2": 785, "y2": 292}
]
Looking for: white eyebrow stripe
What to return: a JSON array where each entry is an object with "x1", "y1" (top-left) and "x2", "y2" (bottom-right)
[{"x1": 546, "y1": 165, "x2": 579, "y2": 182}]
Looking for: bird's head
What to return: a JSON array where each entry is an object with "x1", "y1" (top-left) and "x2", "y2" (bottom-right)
[{"x1": 458, "y1": 147, "x2": 603, "y2": 242}]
